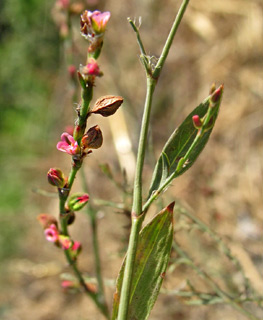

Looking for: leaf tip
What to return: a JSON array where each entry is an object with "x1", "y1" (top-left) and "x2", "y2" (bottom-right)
[{"x1": 167, "y1": 201, "x2": 175, "y2": 213}]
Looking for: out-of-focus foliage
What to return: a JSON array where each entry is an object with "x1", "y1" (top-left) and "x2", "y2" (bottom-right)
[{"x1": 0, "y1": 0, "x2": 60, "y2": 259}]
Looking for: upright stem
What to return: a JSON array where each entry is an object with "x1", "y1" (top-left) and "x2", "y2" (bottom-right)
[
  {"x1": 117, "y1": 76, "x2": 156, "y2": 320},
  {"x1": 117, "y1": 1, "x2": 191, "y2": 318},
  {"x1": 132, "y1": 77, "x2": 156, "y2": 216}
]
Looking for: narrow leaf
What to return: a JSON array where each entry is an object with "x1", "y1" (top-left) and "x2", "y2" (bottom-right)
[
  {"x1": 111, "y1": 202, "x2": 174, "y2": 320},
  {"x1": 148, "y1": 89, "x2": 223, "y2": 197}
]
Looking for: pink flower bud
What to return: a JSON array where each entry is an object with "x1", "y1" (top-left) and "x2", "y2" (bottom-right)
[
  {"x1": 44, "y1": 224, "x2": 59, "y2": 243},
  {"x1": 61, "y1": 280, "x2": 76, "y2": 289},
  {"x1": 68, "y1": 193, "x2": 89, "y2": 211},
  {"x1": 58, "y1": 235, "x2": 72, "y2": 249},
  {"x1": 70, "y1": 241, "x2": 82, "y2": 259},
  {"x1": 81, "y1": 125, "x2": 103, "y2": 150},
  {"x1": 57, "y1": 132, "x2": 80, "y2": 155},
  {"x1": 210, "y1": 84, "x2": 224, "y2": 104},
  {"x1": 79, "y1": 59, "x2": 102, "y2": 78},
  {"x1": 72, "y1": 241, "x2": 82, "y2": 252},
  {"x1": 192, "y1": 115, "x2": 202, "y2": 129},
  {"x1": 47, "y1": 168, "x2": 66, "y2": 188}
]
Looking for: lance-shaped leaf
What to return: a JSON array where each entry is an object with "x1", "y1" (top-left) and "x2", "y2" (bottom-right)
[
  {"x1": 148, "y1": 86, "x2": 223, "y2": 198},
  {"x1": 111, "y1": 202, "x2": 174, "y2": 320}
]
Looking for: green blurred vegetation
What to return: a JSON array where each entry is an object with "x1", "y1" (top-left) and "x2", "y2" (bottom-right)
[{"x1": 0, "y1": 0, "x2": 60, "y2": 259}]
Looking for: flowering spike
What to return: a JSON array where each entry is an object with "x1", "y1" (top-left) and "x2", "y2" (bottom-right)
[{"x1": 57, "y1": 133, "x2": 80, "y2": 155}]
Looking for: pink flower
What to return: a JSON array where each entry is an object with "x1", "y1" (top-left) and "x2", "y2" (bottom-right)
[
  {"x1": 57, "y1": 132, "x2": 80, "y2": 155},
  {"x1": 80, "y1": 10, "x2": 111, "y2": 38},
  {"x1": 90, "y1": 11, "x2": 111, "y2": 34},
  {"x1": 44, "y1": 224, "x2": 59, "y2": 242}
]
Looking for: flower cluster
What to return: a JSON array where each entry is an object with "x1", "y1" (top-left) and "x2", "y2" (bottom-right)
[{"x1": 38, "y1": 214, "x2": 82, "y2": 258}]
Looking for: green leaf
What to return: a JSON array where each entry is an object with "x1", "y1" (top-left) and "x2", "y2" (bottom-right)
[
  {"x1": 148, "y1": 91, "x2": 222, "y2": 197},
  {"x1": 111, "y1": 202, "x2": 174, "y2": 320}
]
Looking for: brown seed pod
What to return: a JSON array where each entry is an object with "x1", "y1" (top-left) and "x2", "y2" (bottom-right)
[{"x1": 91, "y1": 95, "x2": 123, "y2": 117}]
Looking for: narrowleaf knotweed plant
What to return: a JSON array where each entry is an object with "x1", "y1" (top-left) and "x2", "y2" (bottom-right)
[{"x1": 38, "y1": 1, "x2": 263, "y2": 320}]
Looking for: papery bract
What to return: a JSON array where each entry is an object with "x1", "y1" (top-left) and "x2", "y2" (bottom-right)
[{"x1": 57, "y1": 132, "x2": 80, "y2": 155}]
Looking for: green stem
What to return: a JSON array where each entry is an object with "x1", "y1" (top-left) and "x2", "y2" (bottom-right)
[
  {"x1": 117, "y1": 2, "x2": 191, "y2": 318},
  {"x1": 127, "y1": 18, "x2": 147, "y2": 56},
  {"x1": 152, "y1": 0, "x2": 190, "y2": 79},
  {"x1": 117, "y1": 215, "x2": 143, "y2": 320},
  {"x1": 80, "y1": 168, "x2": 109, "y2": 319},
  {"x1": 132, "y1": 76, "x2": 156, "y2": 217},
  {"x1": 117, "y1": 76, "x2": 155, "y2": 320}
]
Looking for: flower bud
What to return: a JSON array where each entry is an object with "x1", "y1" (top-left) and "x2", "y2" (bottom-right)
[
  {"x1": 68, "y1": 193, "x2": 89, "y2": 211},
  {"x1": 70, "y1": 241, "x2": 82, "y2": 259},
  {"x1": 47, "y1": 168, "x2": 66, "y2": 188},
  {"x1": 37, "y1": 214, "x2": 58, "y2": 229},
  {"x1": 210, "y1": 84, "x2": 224, "y2": 104},
  {"x1": 58, "y1": 235, "x2": 72, "y2": 249},
  {"x1": 61, "y1": 280, "x2": 78, "y2": 290},
  {"x1": 91, "y1": 95, "x2": 123, "y2": 117},
  {"x1": 192, "y1": 115, "x2": 202, "y2": 129},
  {"x1": 79, "y1": 59, "x2": 102, "y2": 78},
  {"x1": 81, "y1": 125, "x2": 103, "y2": 149}
]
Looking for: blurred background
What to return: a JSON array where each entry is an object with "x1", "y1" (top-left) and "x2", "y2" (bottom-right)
[{"x1": 0, "y1": 0, "x2": 262, "y2": 319}]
